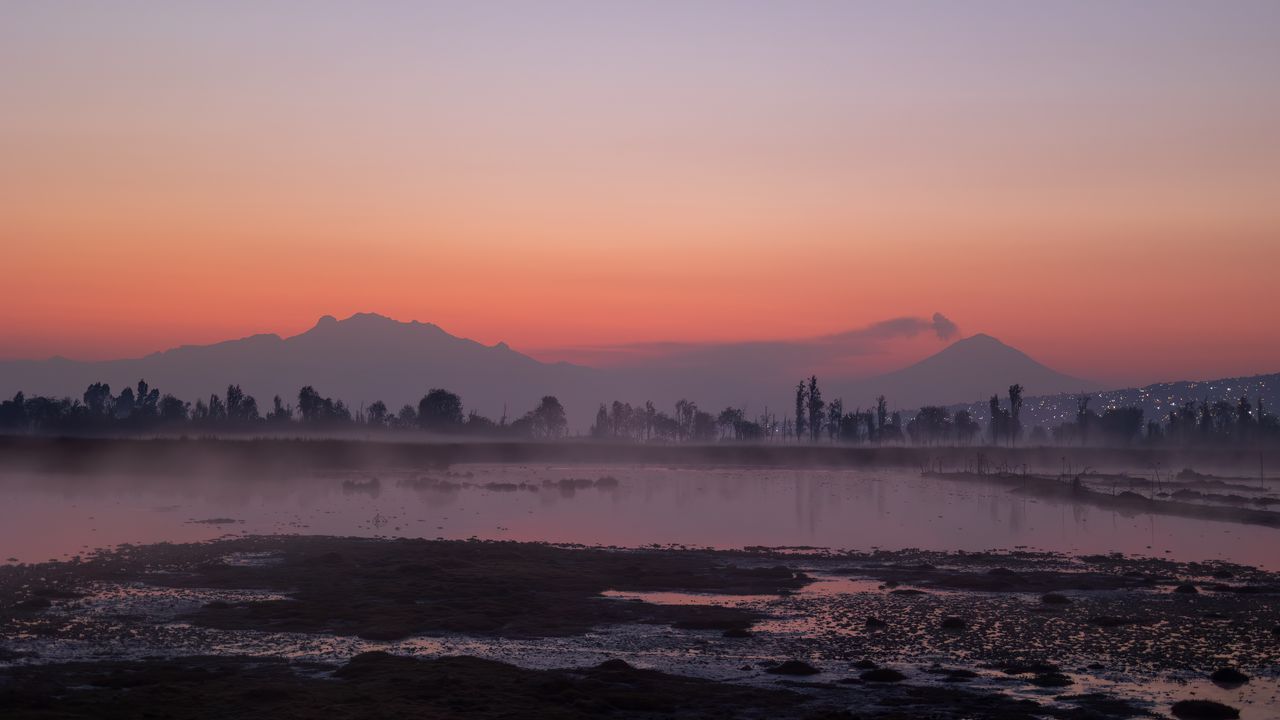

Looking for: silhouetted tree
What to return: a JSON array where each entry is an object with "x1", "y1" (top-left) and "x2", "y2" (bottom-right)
[
  {"x1": 226, "y1": 385, "x2": 246, "y2": 419},
  {"x1": 718, "y1": 407, "x2": 745, "y2": 441},
  {"x1": 1099, "y1": 406, "x2": 1144, "y2": 445},
  {"x1": 266, "y1": 395, "x2": 293, "y2": 423},
  {"x1": 366, "y1": 400, "x2": 388, "y2": 427},
  {"x1": 838, "y1": 411, "x2": 860, "y2": 442},
  {"x1": 395, "y1": 404, "x2": 417, "y2": 428},
  {"x1": 827, "y1": 399, "x2": 843, "y2": 442},
  {"x1": 1166, "y1": 401, "x2": 1198, "y2": 444},
  {"x1": 295, "y1": 386, "x2": 349, "y2": 425},
  {"x1": 538, "y1": 396, "x2": 568, "y2": 438},
  {"x1": 876, "y1": 395, "x2": 888, "y2": 443},
  {"x1": 418, "y1": 388, "x2": 464, "y2": 432},
  {"x1": 207, "y1": 393, "x2": 227, "y2": 422},
  {"x1": 674, "y1": 399, "x2": 697, "y2": 441},
  {"x1": 159, "y1": 394, "x2": 188, "y2": 423},
  {"x1": 794, "y1": 381, "x2": 807, "y2": 442},
  {"x1": 757, "y1": 407, "x2": 776, "y2": 442},
  {"x1": 807, "y1": 376, "x2": 824, "y2": 442},
  {"x1": 989, "y1": 395, "x2": 1001, "y2": 445},
  {"x1": 954, "y1": 410, "x2": 980, "y2": 445},
  {"x1": 882, "y1": 411, "x2": 904, "y2": 444},
  {"x1": 1008, "y1": 384, "x2": 1023, "y2": 447},
  {"x1": 22, "y1": 395, "x2": 78, "y2": 432},
  {"x1": 464, "y1": 411, "x2": 497, "y2": 433},
  {"x1": 735, "y1": 418, "x2": 763, "y2": 440},
  {"x1": 591, "y1": 404, "x2": 610, "y2": 439},
  {"x1": 909, "y1": 406, "x2": 952, "y2": 445},
  {"x1": 692, "y1": 409, "x2": 718, "y2": 442},
  {"x1": 612, "y1": 400, "x2": 633, "y2": 438},
  {"x1": 132, "y1": 381, "x2": 160, "y2": 423},
  {"x1": 298, "y1": 386, "x2": 323, "y2": 422},
  {"x1": 0, "y1": 392, "x2": 27, "y2": 430},
  {"x1": 114, "y1": 386, "x2": 136, "y2": 420},
  {"x1": 225, "y1": 384, "x2": 259, "y2": 423},
  {"x1": 1211, "y1": 399, "x2": 1237, "y2": 437},
  {"x1": 651, "y1": 411, "x2": 680, "y2": 440},
  {"x1": 588, "y1": 404, "x2": 609, "y2": 438},
  {"x1": 591, "y1": 400, "x2": 648, "y2": 441},
  {"x1": 986, "y1": 394, "x2": 1011, "y2": 447},
  {"x1": 516, "y1": 395, "x2": 567, "y2": 439},
  {"x1": 83, "y1": 383, "x2": 112, "y2": 418}
]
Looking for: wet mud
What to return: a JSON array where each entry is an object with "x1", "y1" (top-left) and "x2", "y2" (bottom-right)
[
  {"x1": 923, "y1": 471, "x2": 1280, "y2": 528},
  {"x1": 3, "y1": 537, "x2": 1278, "y2": 718},
  {"x1": 1, "y1": 537, "x2": 806, "y2": 642}
]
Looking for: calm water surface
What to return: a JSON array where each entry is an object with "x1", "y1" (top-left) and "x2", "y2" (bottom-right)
[{"x1": 1, "y1": 464, "x2": 1275, "y2": 568}]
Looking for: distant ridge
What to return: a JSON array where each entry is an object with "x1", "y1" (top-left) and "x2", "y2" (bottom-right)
[
  {"x1": 833, "y1": 333, "x2": 1098, "y2": 409},
  {"x1": 7, "y1": 315, "x2": 1268, "y2": 431},
  {"x1": 0, "y1": 313, "x2": 601, "y2": 426}
]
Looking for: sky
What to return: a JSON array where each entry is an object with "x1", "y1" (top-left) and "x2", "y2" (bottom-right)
[{"x1": 3, "y1": 1, "x2": 1279, "y2": 387}]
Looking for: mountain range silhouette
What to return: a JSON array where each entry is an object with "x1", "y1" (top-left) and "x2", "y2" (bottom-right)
[{"x1": 0, "y1": 313, "x2": 1097, "y2": 428}]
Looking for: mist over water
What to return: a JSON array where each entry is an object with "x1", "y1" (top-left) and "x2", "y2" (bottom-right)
[{"x1": 4, "y1": 464, "x2": 1273, "y2": 569}]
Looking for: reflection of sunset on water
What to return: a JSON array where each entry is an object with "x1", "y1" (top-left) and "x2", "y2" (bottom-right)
[{"x1": 2, "y1": 466, "x2": 1273, "y2": 569}]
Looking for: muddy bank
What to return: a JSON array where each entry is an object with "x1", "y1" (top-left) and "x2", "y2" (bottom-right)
[
  {"x1": 842, "y1": 561, "x2": 1166, "y2": 594},
  {"x1": 923, "y1": 470, "x2": 1280, "y2": 528},
  {"x1": 834, "y1": 547, "x2": 1278, "y2": 594},
  {"x1": 1012, "y1": 480, "x2": 1280, "y2": 528},
  {"x1": 0, "y1": 537, "x2": 806, "y2": 641}
]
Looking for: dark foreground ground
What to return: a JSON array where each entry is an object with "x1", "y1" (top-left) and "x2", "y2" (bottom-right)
[
  {"x1": 2, "y1": 537, "x2": 1277, "y2": 719},
  {"x1": 3, "y1": 652, "x2": 811, "y2": 720},
  {"x1": 3, "y1": 650, "x2": 1167, "y2": 720}
]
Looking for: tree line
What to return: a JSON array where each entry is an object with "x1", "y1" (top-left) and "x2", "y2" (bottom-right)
[
  {"x1": 0, "y1": 381, "x2": 567, "y2": 439},
  {"x1": 1048, "y1": 395, "x2": 1280, "y2": 447},
  {"x1": 1, "y1": 376, "x2": 1277, "y2": 447},
  {"x1": 789, "y1": 375, "x2": 977, "y2": 446},
  {"x1": 783, "y1": 377, "x2": 1279, "y2": 448}
]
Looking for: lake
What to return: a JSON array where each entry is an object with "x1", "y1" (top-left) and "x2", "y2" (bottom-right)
[{"x1": 3, "y1": 464, "x2": 1275, "y2": 569}]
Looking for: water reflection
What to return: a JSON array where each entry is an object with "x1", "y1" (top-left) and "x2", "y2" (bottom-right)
[{"x1": 1, "y1": 465, "x2": 1276, "y2": 568}]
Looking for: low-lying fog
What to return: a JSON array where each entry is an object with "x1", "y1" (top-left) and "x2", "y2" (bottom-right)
[{"x1": 3, "y1": 465, "x2": 1275, "y2": 569}]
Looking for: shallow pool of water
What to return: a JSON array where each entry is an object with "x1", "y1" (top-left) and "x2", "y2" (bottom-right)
[{"x1": 1, "y1": 465, "x2": 1276, "y2": 568}]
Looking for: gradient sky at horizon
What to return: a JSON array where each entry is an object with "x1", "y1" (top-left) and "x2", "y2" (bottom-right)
[{"x1": 3, "y1": 1, "x2": 1279, "y2": 386}]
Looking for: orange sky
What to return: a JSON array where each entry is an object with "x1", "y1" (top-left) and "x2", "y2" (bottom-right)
[{"x1": 3, "y1": 3, "x2": 1279, "y2": 386}]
